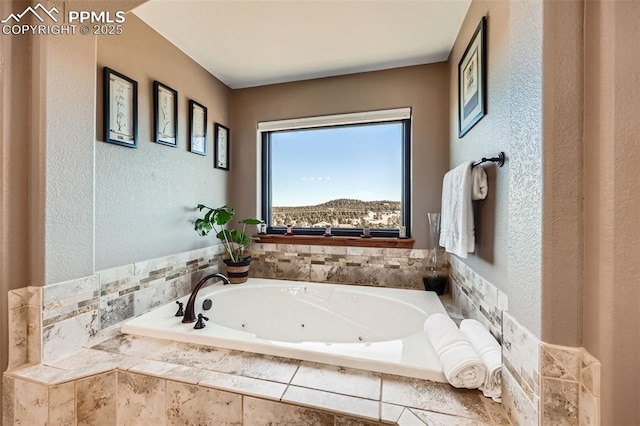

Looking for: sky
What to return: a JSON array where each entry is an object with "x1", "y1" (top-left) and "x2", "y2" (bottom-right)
[{"x1": 271, "y1": 122, "x2": 403, "y2": 207}]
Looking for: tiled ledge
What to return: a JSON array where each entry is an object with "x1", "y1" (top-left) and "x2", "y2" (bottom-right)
[{"x1": 3, "y1": 334, "x2": 511, "y2": 425}]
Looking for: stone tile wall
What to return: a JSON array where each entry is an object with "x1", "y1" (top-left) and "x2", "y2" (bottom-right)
[
  {"x1": 249, "y1": 243, "x2": 429, "y2": 290},
  {"x1": 10, "y1": 242, "x2": 435, "y2": 368},
  {"x1": 501, "y1": 314, "x2": 602, "y2": 425},
  {"x1": 3, "y1": 334, "x2": 512, "y2": 425},
  {"x1": 540, "y1": 343, "x2": 601, "y2": 426},
  {"x1": 450, "y1": 259, "x2": 601, "y2": 425},
  {"x1": 502, "y1": 312, "x2": 541, "y2": 425},
  {"x1": 579, "y1": 351, "x2": 601, "y2": 426},
  {"x1": 8, "y1": 244, "x2": 226, "y2": 366},
  {"x1": 7, "y1": 287, "x2": 42, "y2": 369},
  {"x1": 4, "y1": 371, "x2": 393, "y2": 425},
  {"x1": 448, "y1": 256, "x2": 508, "y2": 341}
]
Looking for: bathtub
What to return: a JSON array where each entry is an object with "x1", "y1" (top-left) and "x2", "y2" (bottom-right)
[{"x1": 121, "y1": 278, "x2": 448, "y2": 382}]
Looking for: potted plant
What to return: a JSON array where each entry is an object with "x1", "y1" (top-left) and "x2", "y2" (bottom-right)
[{"x1": 194, "y1": 204, "x2": 261, "y2": 284}]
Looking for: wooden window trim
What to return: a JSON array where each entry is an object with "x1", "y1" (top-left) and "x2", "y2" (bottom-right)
[{"x1": 255, "y1": 234, "x2": 414, "y2": 249}]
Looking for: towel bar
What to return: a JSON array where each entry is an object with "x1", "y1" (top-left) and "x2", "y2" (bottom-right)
[{"x1": 472, "y1": 152, "x2": 505, "y2": 168}]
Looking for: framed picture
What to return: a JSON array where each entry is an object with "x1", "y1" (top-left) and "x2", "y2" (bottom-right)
[
  {"x1": 214, "y1": 123, "x2": 230, "y2": 170},
  {"x1": 458, "y1": 16, "x2": 487, "y2": 138},
  {"x1": 189, "y1": 100, "x2": 207, "y2": 155},
  {"x1": 104, "y1": 67, "x2": 138, "y2": 147},
  {"x1": 153, "y1": 81, "x2": 178, "y2": 147}
]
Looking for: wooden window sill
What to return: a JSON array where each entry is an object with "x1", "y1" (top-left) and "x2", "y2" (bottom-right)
[{"x1": 255, "y1": 234, "x2": 415, "y2": 249}]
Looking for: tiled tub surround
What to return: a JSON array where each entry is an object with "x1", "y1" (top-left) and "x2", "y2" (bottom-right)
[
  {"x1": 5, "y1": 242, "x2": 600, "y2": 424},
  {"x1": 501, "y1": 312, "x2": 541, "y2": 425},
  {"x1": 540, "y1": 343, "x2": 601, "y2": 426},
  {"x1": 3, "y1": 334, "x2": 512, "y2": 425},
  {"x1": 449, "y1": 259, "x2": 601, "y2": 425},
  {"x1": 448, "y1": 256, "x2": 508, "y2": 341},
  {"x1": 7, "y1": 287, "x2": 42, "y2": 369},
  {"x1": 8, "y1": 244, "x2": 227, "y2": 366},
  {"x1": 248, "y1": 243, "x2": 431, "y2": 290},
  {"x1": 501, "y1": 314, "x2": 602, "y2": 426},
  {"x1": 504, "y1": 330, "x2": 601, "y2": 426}
]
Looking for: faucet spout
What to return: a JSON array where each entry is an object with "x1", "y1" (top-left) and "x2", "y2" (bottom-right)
[{"x1": 182, "y1": 273, "x2": 229, "y2": 323}]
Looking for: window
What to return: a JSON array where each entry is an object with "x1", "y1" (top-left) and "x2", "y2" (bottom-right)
[{"x1": 260, "y1": 109, "x2": 411, "y2": 237}]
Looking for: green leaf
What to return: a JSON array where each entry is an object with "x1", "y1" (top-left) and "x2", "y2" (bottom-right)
[
  {"x1": 240, "y1": 218, "x2": 262, "y2": 225},
  {"x1": 216, "y1": 229, "x2": 234, "y2": 241},
  {"x1": 194, "y1": 217, "x2": 212, "y2": 235},
  {"x1": 203, "y1": 209, "x2": 213, "y2": 223},
  {"x1": 232, "y1": 230, "x2": 246, "y2": 245},
  {"x1": 213, "y1": 208, "x2": 233, "y2": 225}
]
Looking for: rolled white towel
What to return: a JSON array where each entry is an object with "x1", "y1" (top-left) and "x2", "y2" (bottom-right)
[
  {"x1": 471, "y1": 166, "x2": 488, "y2": 200},
  {"x1": 460, "y1": 319, "x2": 502, "y2": 402},
  {"x1": 424, "y1": 313, "x2": 487, "y2": 389}
]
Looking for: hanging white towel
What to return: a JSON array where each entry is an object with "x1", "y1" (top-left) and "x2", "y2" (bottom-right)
[
  {"x1": 460, "y1": 319, "x2": 502, "y2": 402},
  {"x1": 439, "y1": 161, "x2": 475, "y2": 257},
  {"x1": 471, "y1": 166, "x2": 488, "y2": 200},
  {"x1": 424, "y1": 313, "x2": 487, "y2": 389}
]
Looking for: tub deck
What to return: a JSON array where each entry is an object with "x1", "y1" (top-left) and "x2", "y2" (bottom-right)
[
  {"x1": 4, "y1": 331, "x2": 511, "y2": 424},
  {"x1": 91, "y1": 333, "x2": 510, "y2": 424},
  {"x1": 121, "y1": 278, "x2": 450, "y2": 383}
]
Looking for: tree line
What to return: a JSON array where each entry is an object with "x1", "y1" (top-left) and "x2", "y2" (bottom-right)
[{"x1": 272, "y1": 199, "x2": 401, "y2": 228}]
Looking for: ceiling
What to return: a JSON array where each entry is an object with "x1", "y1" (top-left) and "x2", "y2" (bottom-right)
[{"x1": 133, "y1": 0, "x2": 471, "y2": 89}]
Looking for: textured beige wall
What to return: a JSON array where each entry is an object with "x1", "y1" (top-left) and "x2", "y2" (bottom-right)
[
  {"x1": 448, "y1": 1, "x2": 510, "y2": 291},
  {"x1": 583, "y1": 1, "x2": 640, "y2": 424},
  {"x1": 450, "y1": 0, "x2": 585, "y2": 345},
  {"x1": 449, "y1": 0, "x2": 547, "y2": 336},
  {"x1": 540, "y1": 0, "x2": 584, "y2": 346},
  {"x1": 39, "y1": 31, "x2": 97, "y2": 284},
  {"x1": 95, "y1": 15, "x2": 232, "y2": 270},
  {"x1": 505, "y1": 0, "x2": 546, "y2": 338},
  {"x1": 230, "y1": 64, "x2": 450, "y2": 248}
]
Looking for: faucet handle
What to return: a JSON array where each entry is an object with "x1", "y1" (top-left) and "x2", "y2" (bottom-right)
[
  {"x1": 175, "y1": 301, "x2": 184, "y2": 317},
  {"x1": 194, "y1": 313, "x2": 209, "y2": 329}
]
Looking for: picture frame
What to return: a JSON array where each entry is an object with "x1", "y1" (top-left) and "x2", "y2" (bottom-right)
[
  {"x1": 189, "y1": 100, "x2": 207, "y2": 155},
  {"x1": 214, "y1": 123, "x2": 230, "y2": 170},
  {"x1": 458, "y1": 16, "x2": 487, "y2": 138},
  {"x1": 153, "y1": 81, "x2": 178, "y2": 147},
  {"x1": 104, "y1": 67, "x2": 138, "y2": 148}
]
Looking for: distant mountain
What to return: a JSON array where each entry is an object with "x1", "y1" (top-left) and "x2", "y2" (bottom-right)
[{"x1": 276, "y1": 199, "x2": 400, "y2": 210}]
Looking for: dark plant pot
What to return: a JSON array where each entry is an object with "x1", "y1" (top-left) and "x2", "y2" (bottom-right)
[
  {"x1": 223, "y1": 256, "x2": 251, "y2": 284},
  {"x1": 423, "y1": 275, "x2": 448, "y2": 295}
]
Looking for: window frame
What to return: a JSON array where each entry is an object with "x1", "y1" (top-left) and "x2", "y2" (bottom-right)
[{"x1": 260, "y1": 110, "x2": 411, "y2": 238}]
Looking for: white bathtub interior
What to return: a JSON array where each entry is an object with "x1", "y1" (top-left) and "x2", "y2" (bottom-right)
[{"x1": 121, "y1": 278, "x2": 448, "y2": 382}]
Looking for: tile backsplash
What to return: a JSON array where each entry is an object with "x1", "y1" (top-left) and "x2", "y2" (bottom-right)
[
  {"x1": 448, "y1": 257, "x2": 601, "y2": 425},
  {"x1": 502, "y1": 312, "x2": 541, "y2": 425},
  {"x1": 10, "y1": 242, "x2": 434, "y2": 366},
  {"x1": 448, "y1": 256, "x2": 507, "y2": 341},
  {"x1": 8, "y1": 244, "x2": 226, "y2": 365},
  {"x1": 248, "y1": 243, "x2": 429, "y2": 290}
]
